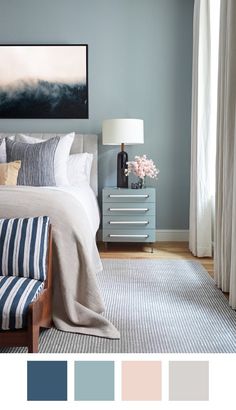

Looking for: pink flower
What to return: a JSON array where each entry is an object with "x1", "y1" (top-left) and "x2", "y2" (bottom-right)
[{"x1": 126, "y1": 155, "x2": 159, "y2": 180}]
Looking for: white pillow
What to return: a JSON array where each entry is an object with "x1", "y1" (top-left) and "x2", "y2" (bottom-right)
[
  {"x1": 67, "y1": 153, "x2": 93, "y2": 185},
  {"x1": 0, "y1": 138, "x2": 7, "y2": 163},
  {"x1": 14, "y1": 133, "x2": 75, "y2": 186}
]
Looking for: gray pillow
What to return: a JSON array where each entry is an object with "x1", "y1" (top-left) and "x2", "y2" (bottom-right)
[{"x1": 6, "y1": 137, "x2": 60, "y2": 186}]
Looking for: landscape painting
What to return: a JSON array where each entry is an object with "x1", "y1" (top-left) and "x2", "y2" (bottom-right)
[{"x1": 0, "y1": 44, "x2": 88, "y2": 118}]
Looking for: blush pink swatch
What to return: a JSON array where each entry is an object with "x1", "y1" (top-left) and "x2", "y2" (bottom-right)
[{"x1": 122, "y1": 361, "x2": 162, "y2": 401}]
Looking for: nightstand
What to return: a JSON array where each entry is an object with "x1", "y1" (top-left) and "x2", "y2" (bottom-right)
[{"x1": 102, "y1": 187, "x2": 156, "y2": 245}]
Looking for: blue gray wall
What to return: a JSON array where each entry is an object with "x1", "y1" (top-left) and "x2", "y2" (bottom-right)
[{"x1": 0, "y1": 0, "x2": 193, "y2": 229}]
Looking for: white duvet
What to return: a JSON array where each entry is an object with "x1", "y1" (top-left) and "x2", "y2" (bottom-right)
[{"x1": 46, "y1": 182, "x2": 100, "y2": 236}]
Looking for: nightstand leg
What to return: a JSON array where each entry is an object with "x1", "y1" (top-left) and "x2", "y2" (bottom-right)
[
  {"x1": 150, "y1": 243, "x2": 154, "y2": 253},
  {"x1": 104, "y1": 242, "x2": 108, "y2": 251}
]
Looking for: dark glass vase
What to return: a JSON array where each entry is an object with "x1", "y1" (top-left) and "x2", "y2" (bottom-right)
[
  {"x1": 117, "y1": 150, "x2": 128, "y2": 188},
  {"x1": 138, "y1": 176, "x2": 146, "y2": 189}
]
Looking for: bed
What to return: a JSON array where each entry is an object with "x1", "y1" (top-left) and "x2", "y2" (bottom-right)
[{"x1": 0, "y1": 133, "x2": 119, "y2": 339}]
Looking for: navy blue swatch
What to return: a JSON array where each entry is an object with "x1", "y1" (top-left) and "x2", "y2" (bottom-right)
[{"x1": 27, "y1": 361, "x2": 67, "y2": 401}]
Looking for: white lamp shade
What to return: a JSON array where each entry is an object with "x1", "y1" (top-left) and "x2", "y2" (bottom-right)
[{"x1": 102, "y1": 118, "x2": 144, "y2": 145}]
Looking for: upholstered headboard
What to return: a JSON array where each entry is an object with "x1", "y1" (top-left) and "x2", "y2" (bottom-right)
[{"x1": 0, "y1": 133, "x2": 98, "y2": 195}]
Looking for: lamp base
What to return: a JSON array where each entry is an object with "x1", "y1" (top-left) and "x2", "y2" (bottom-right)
[{"x1": 117, "y1": 150, "x2": 128, "y2": 188}]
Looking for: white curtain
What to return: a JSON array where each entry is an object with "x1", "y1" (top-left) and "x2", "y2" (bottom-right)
[
  {"x1": 214, "y1": 0, "x2": 236, "y2": 308},
  {"x1": 189, "y1": 0, "x2": 220, "y2": 257}
]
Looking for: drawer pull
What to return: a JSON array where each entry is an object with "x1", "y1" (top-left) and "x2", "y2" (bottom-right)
[
  {"x1": 108, "y1": 194, "x2": 149, "y2": 198},
  {"x1": 109, "y1": 234, "x2": 149, "y2": 238},
  {"x1": 109, "y1": 221, "x2": 149, "y2": 225},
  {"x1": 109, "y1": 208, "x2": 149, "y2": 212}
]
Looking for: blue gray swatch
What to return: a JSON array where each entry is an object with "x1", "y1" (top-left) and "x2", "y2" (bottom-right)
[{"x1": 74, "y1": 361, "x2": 114, "y2": 401}]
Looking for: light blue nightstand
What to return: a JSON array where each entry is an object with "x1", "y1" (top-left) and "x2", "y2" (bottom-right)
[{"x1": 102, "y1": 187, "x2": 156, "y2": 245}]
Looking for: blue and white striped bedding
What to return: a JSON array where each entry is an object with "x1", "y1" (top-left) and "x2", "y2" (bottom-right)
[
  {"x1": 0, "y1": 276, "x2": 44, "y2": 329},
  {"x1": 0, "y1": 216, "x2": 49, "y2": 281}
]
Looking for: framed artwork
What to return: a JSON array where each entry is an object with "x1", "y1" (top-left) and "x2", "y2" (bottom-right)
[{"x1": 0, "y1": 44, "x2": 88, "y2": 119}]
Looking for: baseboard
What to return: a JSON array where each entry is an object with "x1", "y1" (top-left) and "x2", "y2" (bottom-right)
[
  {"x1": 156, "y1": 229, "x2": 189, "y2": 242},
  {"x1": 97, "y1": 229, "x2": 189, "y2": 242}
]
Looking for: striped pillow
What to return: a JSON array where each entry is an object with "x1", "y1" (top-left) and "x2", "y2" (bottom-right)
[{"x1": 0, "y1": 216, "x2": 50, "y2": 281}]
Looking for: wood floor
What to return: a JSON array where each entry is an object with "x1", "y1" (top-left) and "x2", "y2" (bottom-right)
[{"x1": 98, "y1": 241, "x2": 214, "y2": 278}]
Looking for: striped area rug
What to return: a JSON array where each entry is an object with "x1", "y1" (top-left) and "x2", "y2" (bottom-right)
[{"x1": 1, "y1": 259, "x2": 236, "y2": 353}]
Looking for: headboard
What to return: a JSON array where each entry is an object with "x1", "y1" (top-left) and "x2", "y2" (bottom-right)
[{"x1": 0, "y1": 133, "x2": 98, "y2": 195}]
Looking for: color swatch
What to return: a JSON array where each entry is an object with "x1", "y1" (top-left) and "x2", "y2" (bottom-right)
[
  {"x1": 26, "y1": 359, "x2": 210, "y2": 402},
  {"x1": 74, "y1": 361, "x2": 114, "y2": 401},
  {"x1": 169, "y1": 361, "x2": 209, "y2": 401},
  {"x1": 27, "y1": 361, "x2": 67, "y2": 401},
  {"x1": 122, "y1": 361, "x2": 162, "y2": 401}
]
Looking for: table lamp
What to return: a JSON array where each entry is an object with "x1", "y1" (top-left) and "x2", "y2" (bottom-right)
[{"x1": 102, "y1": 118, "x2": 144, "y2": 188}]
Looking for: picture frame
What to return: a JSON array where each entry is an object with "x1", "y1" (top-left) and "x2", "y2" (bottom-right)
[{"x1": 0, "y1": 44, "x2": 88, "y2": 119}]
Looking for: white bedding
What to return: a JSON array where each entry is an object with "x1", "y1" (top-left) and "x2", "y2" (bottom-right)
[{"x1": 46, "y1": 182, "x2": 100, "y2": 236}]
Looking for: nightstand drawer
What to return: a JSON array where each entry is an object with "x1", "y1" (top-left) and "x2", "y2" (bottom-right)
[
  {"x1": 103, "y1": 229, "x2": 156, "y2": 242},
  {"x1": 103, "y1": 215, "x2": 155, "y2": 229},
  {"x1": 103, "y1": 202, "x2": 156, "y2": 216},
  {"x1": 103, "y1": 188, "x2": 155, "y2": 203}
]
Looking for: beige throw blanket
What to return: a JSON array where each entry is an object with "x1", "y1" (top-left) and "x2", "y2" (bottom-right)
[{"x1": 0, "y1": 186, "x2": 120, "y2": 339}]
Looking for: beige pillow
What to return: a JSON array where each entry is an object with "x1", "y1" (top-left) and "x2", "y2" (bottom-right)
[{"x1": 0, "y1": 161, "x2": 21, "y2": 185}]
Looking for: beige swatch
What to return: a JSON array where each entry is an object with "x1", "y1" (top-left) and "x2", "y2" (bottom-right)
[
  {"x1": 122, "y1": 361, "x2": 162, "y2": 401},
  {"x1": 169, "y1": 361, "x2": 209, "y2": 401}
]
